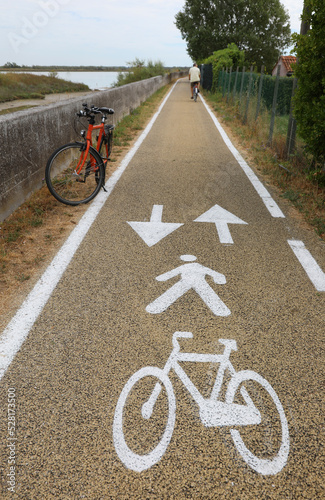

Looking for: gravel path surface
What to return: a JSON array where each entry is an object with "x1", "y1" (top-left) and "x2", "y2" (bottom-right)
[{"x1": 0, "y1": 80, "x2": 323, "y2": 499}]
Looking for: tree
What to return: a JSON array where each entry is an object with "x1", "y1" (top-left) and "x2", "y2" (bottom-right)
[
  {"x1": 175, "y1": 0, "x2": 291, "y2": 72},
  {"x1": 292, "y1": 0, "x2": 325, "y2": 166},
  {"x1": 3, "y1": 62, "x2": 20, "y2": 68},
  {"x1": 204, "y1": 43, "x2": 245, "y2": 91}
]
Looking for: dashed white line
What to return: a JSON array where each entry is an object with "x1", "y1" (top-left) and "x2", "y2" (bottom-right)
[{"x1": 288, "y1": 239, "x2": 325, "y2": 292}]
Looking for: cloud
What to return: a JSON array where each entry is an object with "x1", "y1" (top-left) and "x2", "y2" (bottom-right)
[
  {"x1": 0, "y1": 0, "x2": 305, "y2": 67},
  {"x1": 2, "y1": 0, "x2": 191, "y2": 66},
  {"x1": 283, "y1": 0, "x2": 304, "y2": 32}
]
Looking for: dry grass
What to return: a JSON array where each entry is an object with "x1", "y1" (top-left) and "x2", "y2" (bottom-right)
[
  {"x1": 204, "y1": 90, "x2": 325, "y2": 240},
  {"x1": 0, "y1": 72, "x2": 89, "y2": 103},
  {"x1": 0, "y1": 83, "x2": 172, "y2": 330}
]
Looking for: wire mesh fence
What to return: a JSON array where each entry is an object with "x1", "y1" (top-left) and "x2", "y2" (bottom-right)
[{"x1": 201, "y1": 64, "x2": 298, "y2": 158}]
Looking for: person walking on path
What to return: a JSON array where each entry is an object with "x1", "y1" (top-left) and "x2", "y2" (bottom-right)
[
  {"x1": 146, "y1": 255, "x2": 231, "y2": 316},
  {"x1": 189, "y1": 63, "x2": 201, "y2": 99}
]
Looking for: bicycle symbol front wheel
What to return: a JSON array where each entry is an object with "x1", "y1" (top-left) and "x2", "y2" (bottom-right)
[
  {"x1": 226, "y1": 370, "x2": 290, "y2": 475},
  {"x1": 113, "y1": 367, "x2": 176, "y2": 472}
]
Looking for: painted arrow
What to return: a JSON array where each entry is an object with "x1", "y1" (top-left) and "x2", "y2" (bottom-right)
[
  {"x1": 194, "y1": 204, "x2": 248, "y2": 244},
  {"x1": 127, "y1": 205, "x2": 183, "y2": 247}
]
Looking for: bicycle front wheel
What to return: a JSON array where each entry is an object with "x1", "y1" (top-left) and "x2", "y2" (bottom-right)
[
  {"x1": 113, "y1": 367, "x2": 176, "y2": 472},
  {"x1": 226, "y1": 370, "x2": 290, "y2": 475},
  {"x1": 45, "y1": 142, "x2": 105, "y2": 205}
]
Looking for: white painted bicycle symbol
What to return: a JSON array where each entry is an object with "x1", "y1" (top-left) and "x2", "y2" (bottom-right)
[{"x1": 113, "y1": 332, "x2": 289, "y2": 475}]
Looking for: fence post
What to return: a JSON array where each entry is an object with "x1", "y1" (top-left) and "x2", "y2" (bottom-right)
[
  {"x1": 285, "y1": 77, "x2": 298, "y2": 158},
  {"x1": 243, "y1": 66, "x2": 254, "y2": 124},
  {"x1": 233, "y1": 66, "x2": 239, "y2": 102},
  {"x1": 255, "y1": 65, "x2": 265, "y2": 121},
  {"x1": 219, "y1": 67, "x2": 224, "y2": 91},
  {"x1": 221, "y1": 67, "x2": 226, "y2": 91},
  {"x1": 227, "y1": 66, "x2": 232, "y2": 102},
  {"x1": 239, "y1": 66, "x2": 246, "y2": 105},
  {"x1": 223, "y1": 67, "x2": 228, "y2": 97},
  {"x1": 268, "y1": 64, "x2": 281, "y2": 145}
]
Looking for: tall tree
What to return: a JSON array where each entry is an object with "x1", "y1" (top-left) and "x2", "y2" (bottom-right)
[
  {"x1": 175, "y1": 0, "x2": 291, "y2": 72},
  {"x1": 292, "y1": 0, "x2": 325, "y2": 165}
]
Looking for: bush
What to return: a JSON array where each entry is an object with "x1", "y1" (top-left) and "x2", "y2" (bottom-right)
[
  {"x1": 114, "y1": 59, "x2": 166, "y2": 87},
  {"x1": 203, "y1": 44, "x2": 245, "y2": 92}
]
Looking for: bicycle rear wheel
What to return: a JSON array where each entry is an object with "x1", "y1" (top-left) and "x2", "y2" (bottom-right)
[
  {"x1": 113, "y1": 367, "x2": 176, "y2": 472},
  {"x1": 98, "y1": 126, "x2": 114, "y2": 169},
  {"x1": 45, "y1": 142, "x2": 105, "y2": 205},
  {"x1": 104, "y1": 124, "x2": 114, "y2": 158}
]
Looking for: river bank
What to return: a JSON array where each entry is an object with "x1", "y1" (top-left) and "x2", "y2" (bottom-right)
[
  {"x1": 0, "y1": 71, "x2": 120, "y2": 91},
  {"x1": 0, "y1": 91, "x2": 95, "y2": 114}
]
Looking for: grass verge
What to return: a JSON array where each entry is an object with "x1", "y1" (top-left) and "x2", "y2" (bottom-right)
[{"x1": 203, "y1": 90, "x2": 325, "y2": 240}]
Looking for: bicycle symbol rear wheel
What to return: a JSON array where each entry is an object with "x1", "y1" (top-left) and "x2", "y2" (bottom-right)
[
  {"x1": 225, "y1": 370, "x2": 290, "y2": 475},
  {"x1": 113, "y1": 367, "x2": 176, "y2": 472},
  {"x1": 45, "y1": 142, "x2": 105, "y2": 205}
]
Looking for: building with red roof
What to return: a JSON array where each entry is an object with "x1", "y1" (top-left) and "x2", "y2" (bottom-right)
[{"x1": 272, "y1": 56, "x2": 297, "y2": 77}]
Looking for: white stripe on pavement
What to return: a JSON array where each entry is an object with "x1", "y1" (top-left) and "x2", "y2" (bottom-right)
[
  {"x1": 0, "y1": 80, "x2": 180, "y2": 381},
  {"x1": 288, "y1": 240, "x2": 325, "y2": 292},
  {"x1": 199, "y1": 94, "x2": 285, "y2": 219}
]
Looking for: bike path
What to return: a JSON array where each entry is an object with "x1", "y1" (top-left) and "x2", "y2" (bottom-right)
[{"x1": 0, "y1": 80, "x2": 324, "y2": 499}]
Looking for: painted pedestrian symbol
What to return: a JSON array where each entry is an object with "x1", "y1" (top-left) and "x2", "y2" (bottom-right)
[
  {"x1": 113, "y1": 331, "x2": 290, "y2": 474},
  {"x1": 146, "y1": 255, "x2": 231, "y2": 316}
]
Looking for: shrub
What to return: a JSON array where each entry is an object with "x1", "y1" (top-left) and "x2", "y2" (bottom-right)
[
  {"x1": 114, "y1": 59, "x2": 166, "y2": 87},
  {"x1": 203, "y1": 44, "x2": 245, "y2": 92}
]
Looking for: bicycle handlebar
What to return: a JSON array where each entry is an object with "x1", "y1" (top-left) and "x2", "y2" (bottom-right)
[{"x1": 77, "y1": 103, "x2": 115, "y2": 118}]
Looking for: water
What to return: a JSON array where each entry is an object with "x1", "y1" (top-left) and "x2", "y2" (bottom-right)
[
  {"x1": 1, "y1": 71, "x2": 120, "y2": 90},
  {"x1": 48, "y1": 71, "x2": 120, "y2": 90}
]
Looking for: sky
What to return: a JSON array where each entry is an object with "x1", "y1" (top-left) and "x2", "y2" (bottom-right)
[{"x1": 0, "y1": 0, "x2": 304, "y2": 68}]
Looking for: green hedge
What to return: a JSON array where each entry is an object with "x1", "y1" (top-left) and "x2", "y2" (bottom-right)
[{"x1": 217, "y1": 69, "x2": 294, "y2": 115}]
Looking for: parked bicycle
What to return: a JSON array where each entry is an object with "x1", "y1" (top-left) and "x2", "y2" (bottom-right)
[
  {"x1": 113, "y1": 332, "x2": 289, "y2": 474},
  {"x1": 45, "y1": 103, "x2": 114, "y2": 205}
]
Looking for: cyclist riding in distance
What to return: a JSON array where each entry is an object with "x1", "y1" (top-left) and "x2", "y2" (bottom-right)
[{"x1": 189, "y1": 63, "x2": 201, "y2": 99}]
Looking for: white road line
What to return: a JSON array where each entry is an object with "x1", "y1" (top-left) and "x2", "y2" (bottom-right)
[
  {"x1": 288, "y1": 240, "x2": 325, "y2": 292},
  {"x1": 199, "y1": 94, "x2": 285, "y2": 219},
  {"x1": 0, "y1": 80, "x2": 180, "y2": 381}
]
